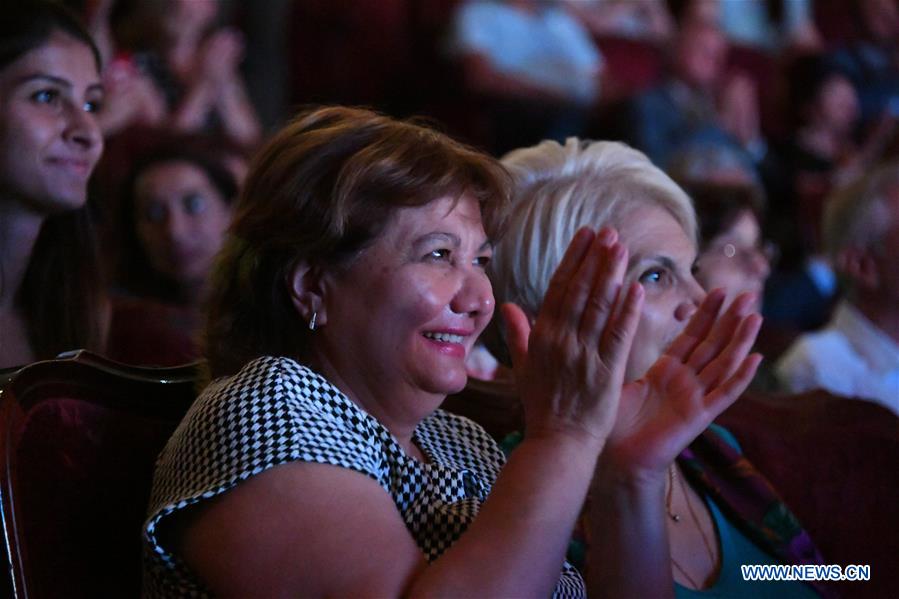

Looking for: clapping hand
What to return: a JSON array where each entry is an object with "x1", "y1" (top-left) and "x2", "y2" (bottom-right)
[
  {"x1": 502, "y1": 227, "x2": 644, "y2": 450},
  {"x1": 197, "y1": 28, "x2": 245, "y2": 86},
  {"x1": 604, "y1": 289, "x2": 763, "y2": 474}
]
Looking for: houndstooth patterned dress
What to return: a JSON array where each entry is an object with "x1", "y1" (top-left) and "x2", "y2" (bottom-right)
[{"x1": 143, "y1": 356, "x2": 585, "y2": 597}]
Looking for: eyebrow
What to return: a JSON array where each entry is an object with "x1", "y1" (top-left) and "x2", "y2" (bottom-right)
[
  {"x1": 15, "y1": 73, "x2": 104, "y2": 94},
  {"x1": 630, "y1": 254, "x2": 679, "y2": 273},
  {"x1": 412, "y1": 232, "x2": 492, "y2": 252}
]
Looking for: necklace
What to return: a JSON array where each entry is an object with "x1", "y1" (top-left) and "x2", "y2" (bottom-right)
[
  {"x1": 678, "y1": 468, "x2": 717, "y2": 567},
  {"x1": 668, "y1": 464, "x2": 719, "y2": 590},
  {"x1": 666, "y1": 465, "x2": 681, "y2": 522},
  {"x1": 671, "y1": 556, "x2": 702, "y2": 589}
]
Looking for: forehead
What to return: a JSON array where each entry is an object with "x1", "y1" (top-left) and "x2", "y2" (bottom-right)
[
  {"x1": 0, "y1": 31, "x2": 99, "y2": 87},
  {"x1": 615, "y1": 202, "x2": 696, "y2": 263},
  {"x1": 682, "y1": 26, "x2": 724, "y2": 51},
  {"x1": 719, "y1": 209, "x2": 759, "y2": 238},
  {"x1": 382, "y1": 194, "x2": 486, "y2": 242},
  {"x1": 135, "y1": 161, "x2": 214, "y2": 197}
]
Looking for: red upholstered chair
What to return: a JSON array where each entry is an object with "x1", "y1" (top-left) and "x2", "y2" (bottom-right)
[
  {"x1": 594, "y1": 36, "x2": 664, "y2": 103},
  {"x1": 0, "y1": 351, "x2": 199, "y2": 599},
  {"x1": 717, "y1": 390, "x2": 899, "y2": 599}
]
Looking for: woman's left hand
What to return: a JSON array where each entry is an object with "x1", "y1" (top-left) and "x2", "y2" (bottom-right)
[{"x1": 602, "y1": 289, "x2": 763, "y2": 476}]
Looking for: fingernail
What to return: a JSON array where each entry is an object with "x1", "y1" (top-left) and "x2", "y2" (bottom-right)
[
  {"x1": 608, "y1": 242, "x2": 625, "y2": 260},
  {"x1": 597, "y1": 227, "x2": 617, "y2": 245},
  {"x1": 574, "y1": 227, "x2": 595, "y2": 244}
]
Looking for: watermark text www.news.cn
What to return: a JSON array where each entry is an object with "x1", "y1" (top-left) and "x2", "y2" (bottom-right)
[{"x1": 741, "y1": 564, "x2": 871, "y2": 582}]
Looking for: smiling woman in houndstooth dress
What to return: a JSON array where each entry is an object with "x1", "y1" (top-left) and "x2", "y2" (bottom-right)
[{"x1": 142, "y1": 105, "x2": 649, "y2": 597}]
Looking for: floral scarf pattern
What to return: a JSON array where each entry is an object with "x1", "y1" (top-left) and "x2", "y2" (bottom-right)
[{"x1": 678, "y1": 427, "x2": 835, "y2": 598}]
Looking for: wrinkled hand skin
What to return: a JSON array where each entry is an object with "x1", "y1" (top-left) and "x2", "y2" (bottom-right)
[
  {"x1": 503, "y1": 227, "x2": 645, "y2": 451},
  {"x1": 605, "y1": 288, "x2": 763, "y2": 476}
]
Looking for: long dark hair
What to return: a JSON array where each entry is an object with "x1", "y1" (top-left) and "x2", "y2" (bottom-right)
[
  {"x1": 3, "y1": 1, "x2": 106, "y2": 360},
  {"x1": 1, "y1": 2, "x2": 101, "y2": 71}
]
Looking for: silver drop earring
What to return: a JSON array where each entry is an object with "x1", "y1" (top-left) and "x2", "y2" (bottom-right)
[{"x1": 308, "y1": 311, "x2": 317, "y2": 331}]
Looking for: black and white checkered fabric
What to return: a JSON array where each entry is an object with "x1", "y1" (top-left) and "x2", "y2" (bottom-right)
[{"x1": 142, "y1": 356, "x2": 584, "y2": 597}]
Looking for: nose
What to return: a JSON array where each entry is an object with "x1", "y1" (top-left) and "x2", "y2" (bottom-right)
[
  {"x1": 746, "y1": 248, "x2": 771, "y2": 278},
  {"x1": 674, "y1": 275, "x2": 706, "y2": 322},
  {"x1": 450, "y1": 269, "x2": 495, "y2": 318},
  {"x1": 63, "y1": 101, "x2": 102, "y2": 154},
  {"x1": 159, "y1": 208, "x2": 190, "y2": 244}
]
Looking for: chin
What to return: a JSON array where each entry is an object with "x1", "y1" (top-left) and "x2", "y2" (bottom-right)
[
  {"x1": 421, "y1": 369, "x2": 469, "y2": 397},
  {"x1": 39, "y1": 189, "x2": 88, "y2": 214}
]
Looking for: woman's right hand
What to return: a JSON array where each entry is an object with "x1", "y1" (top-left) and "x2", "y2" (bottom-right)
[
  {"x1": 502, "y1": 227, "x2": 644, "y2": 451},
  {"x1": 603, "y1": 290, "x2": 763, "y2": 477}
]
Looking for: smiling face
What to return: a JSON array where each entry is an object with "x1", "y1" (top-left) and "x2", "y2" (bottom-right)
[
  {"x1": 134, "y1": 160, "x2": 232, "y2": 288},
  {"x1": 312, "y1": 193, "x2": 495, "y2": 420},
  {"x1": 0, "y1": 30, "x2": 103, "y2": 214},
  {"x1": 695, "y1": 209, "x2": 769, "y2": 311},
  {"x1": 616, "y1": 202, "x2": 706, "y2": 380}
]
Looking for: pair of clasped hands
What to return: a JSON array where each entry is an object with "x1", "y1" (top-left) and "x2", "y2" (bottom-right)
[{"x1": 502, "y1": 226, "x2": 763, "y2": 476}]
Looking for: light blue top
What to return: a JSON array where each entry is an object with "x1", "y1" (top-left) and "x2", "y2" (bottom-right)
[
  {"x1": 450, "y1": 0, "x2": 602, "y2": 103},
  {"x1": 674, "y1": 491, "x2": 819, "y2": 598},
  {"x1": 719, "y1": 0, "x2": 812, "y2": 50}
]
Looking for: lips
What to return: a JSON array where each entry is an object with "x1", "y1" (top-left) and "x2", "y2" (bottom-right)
[
  {"x1": 47, "y1": 157, "x2": 93, "y2": 178},
  {"x1": 421, "y1": 329, "x2": 472, "y2": 358}
]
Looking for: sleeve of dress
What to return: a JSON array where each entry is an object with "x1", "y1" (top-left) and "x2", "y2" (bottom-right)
[{"x1": 143, "y1": 357, "x2": 385, "y2": 576}]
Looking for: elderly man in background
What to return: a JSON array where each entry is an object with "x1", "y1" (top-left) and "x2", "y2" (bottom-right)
[{"x1": 776, "y1": 162, "x2": 899, "y2": 415}]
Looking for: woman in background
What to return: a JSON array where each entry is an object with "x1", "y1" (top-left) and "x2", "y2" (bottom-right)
[
  {"x1": 105, "y1": 146, "x2": 236, "y2": 366},
  {"x1": 0, "y1": 2, "x2": 107, "y2": 368},
  {"x1": 103, "y1": 0, "x2": 261, "y2": 145},
  {"x1": 687, "y1": 181, "x2": 773, "y2": 312},
  {"x1": 117, "y1": 147, "x2": 236, "y2": 307}
]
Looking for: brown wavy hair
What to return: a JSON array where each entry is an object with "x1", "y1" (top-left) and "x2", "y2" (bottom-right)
[{"x1": 204, "y1": 106, "x2": 511, "y2": 378}]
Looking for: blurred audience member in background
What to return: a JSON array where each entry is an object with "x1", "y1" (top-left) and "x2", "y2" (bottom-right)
[
  {"x1": 564, "y1": 0, "x2": 673, "y2": 44},
  {"x1": 1, "y1": 2, "x2": 108, "y2": 369},
  {"x1": 765, "y1": 55, "x2": 897, "y2": 333},
  {"x1": 777, "y1": 162, "x2": 899, "y2": 415},
  {"x1": 667, "y1": 139, "x2": 761, "y2": 187},
  {"x1": 626, "y1": 17, "x2": 766, "y2": 173},
  {"x1": 666, "y1": 139, "x2": 785, "y2": 369},
  {"x1": 99, "y1": 0, "x2": 260, "y2": 145},
  {"x1": 105, "y1": 146, "x2": 236, "y2": 366},
  {"x1": 449, "y1": 0, "x2": 603, "y2": 154},
  {"x1": 685, "y1": 180, "x2": 788, "y2": 388},
  {"x1": 687, "y1": 181, "x2": 772, "y2": 313},
  {"x1": 117, "y1": 147, "x2": 236, "y2": 307},
  {"x1": 783, "y1": 58, "x2": 863, "y2": 234},
  {"x1": 717, "y1": 0, "x2": 820, "y2": 53},
  {"x1": 829, "y1": 0, "x2": 899, "y2": 127}
]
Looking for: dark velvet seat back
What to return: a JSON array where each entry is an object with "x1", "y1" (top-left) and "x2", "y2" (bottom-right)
[
  {"x1": 717, "y1": 390, "x2": 899, "y2": 599},
  {"x1": 0, "y1": 352, "x2": 198, "y2": 599}
]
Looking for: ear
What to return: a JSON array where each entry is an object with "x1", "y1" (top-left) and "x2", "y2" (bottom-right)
[
  {"x1": 837, "y1": 247, "x2": 880, "y2": 291},
  {"x1": 288, "y1": 261, "x2": 328, "y2": 328}
]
